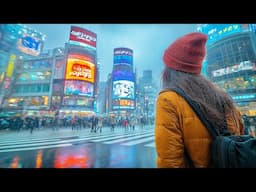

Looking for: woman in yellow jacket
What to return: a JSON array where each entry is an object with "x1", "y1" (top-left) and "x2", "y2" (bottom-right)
[{"x1": 155, "y1": 32, "x2": 244, "y2": 168}]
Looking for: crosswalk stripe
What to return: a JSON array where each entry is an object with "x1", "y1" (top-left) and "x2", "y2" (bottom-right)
[
  {"x1": 0, "y1": 130, "x2": 153, "y2": 150},
  {"x1": 91, "y1": 132, "x2": 153, "y2": 142},
  {"x1": 0, "y1": 135, "x2": 80, "y2": 144},
  {"x1": 0, "y1": 129, "x2": 155, "y2": 153},
  {"x1": 79, "y1": 130, "x2": 151, "y2": 140},
  {"x1": 122, "y1": 136, "x2": 155, "y2": 146},
  {"x1": 0, "y1": 144, "x2": 72, "y2": 153},
  {"x1": 0, "y1": 138, "x2": 62, "y2": 146},
  {"x1": 0, "y1": 130, "x2": 146, "y2": 146},
  {"x1": 103, "y1": 133, "x2": 154, "y2": 144},
  {"x1": 144, "y1": 142, "x2": 155, "y2": 148}
]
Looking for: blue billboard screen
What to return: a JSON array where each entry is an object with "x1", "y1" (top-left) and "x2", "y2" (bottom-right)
[
  {"x1": 114, "y1": 55, "x2": 132, "y2": 65},
  {"x1": 113, "y1": 47, "x2": 133, "y2": 66},
  {"x1": 17, "y1": 35, "x2": 42, "y2": 56},
  {"x1": 112, "y1": 70, "x2": 134, "y2": 81}
]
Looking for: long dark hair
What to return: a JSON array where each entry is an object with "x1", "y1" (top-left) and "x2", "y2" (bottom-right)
[{"x1": 161, "y1": 67, "x2": 235, "y2": 133}]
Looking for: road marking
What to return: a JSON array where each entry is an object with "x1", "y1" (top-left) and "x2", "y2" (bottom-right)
[
  {"x1": 0, "y1": 143, "x2": 72, "y2": 153},
  {"x1": 144, "y1": 142, "x2": 155, "y2": 148},
  {"x1": 0, "y1": 138, "x2": 62, "y2": 146},
  {"x1": 91, "y1": 132, "x2": 153, "y2": 142},
  {"x1": 103, "y1": 133, "x2": 154, "y2": 144},
  {"x1": 122, "y1": 136, "x2": 155, "y2": 146}
]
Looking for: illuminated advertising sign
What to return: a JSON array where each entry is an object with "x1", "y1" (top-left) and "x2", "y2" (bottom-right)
[
  {"x1": 249, "y1": 24, "x2": 256, "y2": 32},
  {"x1": 211, "y1": 61, "x2": 255, "y2": 77},
  {"x1": 232, "y1": 94, "x2": 256, "y2": 101},
  {"x1": 112, "y1": 80, "x2": 135, "y2": 99},
  {"x1": 3, "y1": 77, "x2": 10, "y2": 89},
  {"x1": 22, "y1": 59, "x2": 52, "y2": 70},
  {"x1": 10, "y1": 96, "x2": 49, "y2": 107},
  {"x1": 113, "y1": 48, "x2": 133, "y2": 66},
  {"x1": 18, "y1": 71, "x2": 51, "y2": 81},
  {"x1": 17, "y1": 35, "x2": 42, "y2": 56},
  {"x1": 0, "y1": 72, "x2": 4, "y2": 84},
  {"x1": 114, "y1": 48, "x2": 133, "y2": 56},
  {"x1": 62, "y1": 96, "x2": 94, "y2": 107},
  {"x1": 65, "y1": 54, "x2": 95, "y2": 83},
  {"x1": 112, "y1": 70, "x2": 135, "y2": 81},
  {"x1": 112, "y1": 99, "x2": 135, "y2": 110},
  {"x1": 64, "y1": 80, "x2": 94, "y2": 97},
  {"x1": 6, "y1": 54, "x2": 16, "y2": 77},
  {"x1": 69, "y1": 26, "x2": 97, "y2": 48},
  {"x1": 200, "y1": 24, "x2": 242, "y2": 45}
]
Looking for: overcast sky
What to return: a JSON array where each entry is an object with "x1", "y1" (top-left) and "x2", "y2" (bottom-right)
[{"x1": 27, "y1": 24, "x2": 197, "y2": 82}]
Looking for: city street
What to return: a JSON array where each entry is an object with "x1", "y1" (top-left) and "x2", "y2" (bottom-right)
[{"x1": 0, "y1": 126, "x2": 156, "y2": 168}]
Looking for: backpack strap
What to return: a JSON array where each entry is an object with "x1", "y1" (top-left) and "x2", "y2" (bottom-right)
[{"x1": 169, "y1": 87, "x2": 220, "y2": 139}]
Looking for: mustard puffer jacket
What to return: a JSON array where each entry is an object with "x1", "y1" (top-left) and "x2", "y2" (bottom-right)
[{"x1": 155, "y1": 90, "x2": 244, "y2": 168}]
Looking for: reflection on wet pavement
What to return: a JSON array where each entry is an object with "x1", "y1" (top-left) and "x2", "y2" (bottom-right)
[
  {"x1": 0, "y1": 128, "x2": 157, "y2": 168},
  {"x1": 0, "y1": 142, "x2": 156, "y2": 168}
]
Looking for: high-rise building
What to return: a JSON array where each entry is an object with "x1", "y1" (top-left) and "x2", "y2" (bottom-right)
[
  {"x1": 109, "y1": 47, "x2": 135, "y2": 118},
  {"x1": 2, "y1": 50, "x2": 56, "y2": 116},
  {"x1": 198, "y1": 24, "x2": 256, "y2": 116},
  {"x1": 0, "y1": 24, "x2": 46, "y2": 110},
  {"x1": 137, "y1": 70, "x2": 158, "y2": 123},
  {"x1": 60, "y1": 26, "x2": 98, "y2": 117}
]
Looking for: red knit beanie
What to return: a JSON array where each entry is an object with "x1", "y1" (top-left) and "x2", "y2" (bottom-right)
[{"x1": 163, "y1": 32, "x2": 208, "y2": 74}]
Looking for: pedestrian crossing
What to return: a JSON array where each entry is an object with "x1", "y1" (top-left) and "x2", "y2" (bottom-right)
[{"x1": 0, "y1": 129, "x2": 156, "y2": 153}]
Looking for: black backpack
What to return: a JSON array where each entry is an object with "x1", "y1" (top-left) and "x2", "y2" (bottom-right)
[{"x1": 170, "y1": 87, "x2": 256, "y2": 168}]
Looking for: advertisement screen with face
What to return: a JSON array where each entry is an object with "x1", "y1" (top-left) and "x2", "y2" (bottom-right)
[{"x1": 112, "y1": 80, "x2": 134, "y2": 99}]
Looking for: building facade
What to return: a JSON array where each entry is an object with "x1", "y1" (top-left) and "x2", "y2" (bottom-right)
[
  {"x1": 0, "y1": 24, "x2": 46, "y2": 113},
  {"x1": 59, "y1": 26, "x2": 98, "y2": 118},
  {"x1": 137, "y1": 70, "x2": 158, "y2": 123},
  {"x1": 2, "y1": 50, "x2": 56, "y2": 116},
  {"x1": 198, "y1": 24, "x2": 256, "y2": 116},
  {"x1": 106, "y1": 47, "x2": 136, "y2": 118}
]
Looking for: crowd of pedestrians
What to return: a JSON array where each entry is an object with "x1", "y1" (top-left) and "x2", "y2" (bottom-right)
[{"x1": 0, "y1": 114, "x2": 155, "y2": 134}]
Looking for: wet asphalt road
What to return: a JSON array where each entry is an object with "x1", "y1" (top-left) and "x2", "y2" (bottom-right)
[{"x1": 0, "y1": 126, "x2": 157, "y2": 168}]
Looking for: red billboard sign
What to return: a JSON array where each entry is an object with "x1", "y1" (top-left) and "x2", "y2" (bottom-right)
[
  {"x1": 114, "y1": 48, "x2": 133, "y2": 56},
  {"x1": 69, "y1": 26, "x2": 97, "y2": 48}
]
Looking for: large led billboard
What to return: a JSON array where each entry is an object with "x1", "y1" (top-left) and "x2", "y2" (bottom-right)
[
  {"x1": 69, "y1": 26, "x2": 97, "y2": 48},
  {"x1": 199, "y1": 24, "x2": 242, "y2": 46},
  {"x1": 112, "y1": 70, "x2": 135, "y2": 81},
  {"x1": 64, "y1": 80, "x2": 94, "y2": 97},
  {"x1": 112, "y1": 80, "x2": 135, "y2": 99},
  {"x1": 112, "y1": 99, "x2": 135, "y2": 110},
  {"x1": 113, "y1": 47, "x2": 133, "y2": 66},
  {"x1": 17, "y1": 34, "x2": 42, "y2": 56},
  {"x1": 211, "y1": 61, "x2": 255, "y2": 78},
  {"x1": 65, "y1": 53, "x2": 95, "y2": 83},
  {"x1": 6, "y1": 54, "x2": 16, "y2": 77}
]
